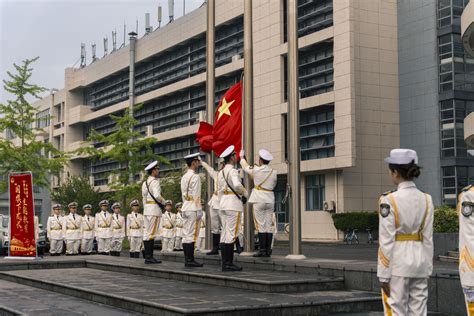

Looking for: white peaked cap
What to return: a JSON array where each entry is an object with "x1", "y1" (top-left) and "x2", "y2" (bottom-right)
[
  {"x1": 184, "y1": 153, "x2": 200, "y2": 160},
  {"x1": 384, "y1": 149, "x2": 418, "y2": 165},
  {"x1": 111, "y1": 202, "x2": 121, "y2": 209},
  {"x1": 145, "y1": 161, "x2": 159, "y2": 171},
  {"x1": 259, "y1": 149, "x2": 273, "y2": 161},
  {"x1": 220, "y1": 145, "x2": 235, "y2": 158}
]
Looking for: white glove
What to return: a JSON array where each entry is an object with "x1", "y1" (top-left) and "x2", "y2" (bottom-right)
[
  {"x1": 197, "y1": 210, "x2": 203, "y2": 221},
  {"x1": 197, "y1": 155, "x2": 202, "y2": 161},
  {"x1": 240, "y1": 149, "x2": 245, "y2": 157}
]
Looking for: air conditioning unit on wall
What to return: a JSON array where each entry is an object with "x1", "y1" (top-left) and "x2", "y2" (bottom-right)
[{"x1": 323, "y1": 200, "x2": 336, "y2": 213}]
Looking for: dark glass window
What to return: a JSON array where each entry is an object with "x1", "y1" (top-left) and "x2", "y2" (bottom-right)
[
  {"x1": 283, "y1": 0, "x2": 333, "y2": 41},
  {"x1": 305, "y1": 174, "x2": 325, "y2": 211}
]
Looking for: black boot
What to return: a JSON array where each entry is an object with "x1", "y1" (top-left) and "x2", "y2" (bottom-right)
[
  {"x1": 207, "y1": 234, "x2": 220, "y2": 255},
  {"x1": 222, "y1": 243, "x2": 242, "y2": 272},
  {"x1": 235, "y1": 238, "x2": 243, "y2": 254},
  {"x1": 144, "y1": 240, "x2": 161, "y2": 264},
  {"x1": 135, "y1": 252, "x2": 140, "y2": 258},
  {"x1": 184, "y1": 243, "x2": 203, "y2": 267},
  {"x1": 220, "y1": 243, "x2": 228, "y2": 270},
  {"x1": 253, "y1": 233, "x2": 267, "y2": 257},
  {"x1": 266, "y1": 233, "x2": 273, "y2": 257},
  {"x1": 130, "y1": 252, "x2": 134, "y2": 258}
]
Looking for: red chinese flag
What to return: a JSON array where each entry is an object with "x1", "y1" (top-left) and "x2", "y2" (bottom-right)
[
  {"x1": 196, "y1": 81, "x2": 242, "y2": 158},
  {"x1": 9, "y1": 173, "x2": 36, "y2": 257}
]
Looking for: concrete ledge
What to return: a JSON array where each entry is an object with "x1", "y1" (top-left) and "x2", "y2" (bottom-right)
[
  {"x1": 0, "y1": 305, "x2": 25, "y2": 316},
  {"x1": 86, "y1": 259, "x2": 345, "y2": 293}
]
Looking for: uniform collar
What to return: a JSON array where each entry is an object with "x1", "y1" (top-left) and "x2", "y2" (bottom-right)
[
  {"x1": 397, "y1": 181, "x2": 416, "y2": 190},
  {"x1": 187, "y1": 169, "x2": 196, "y2": 175}
]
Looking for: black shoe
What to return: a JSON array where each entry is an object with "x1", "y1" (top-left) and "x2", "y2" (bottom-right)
[
  {"x1": 207, "y1": 234, "x2": 220, "y2": 255},
  {"x1": 266, "y1": 233, "x2": 273, "y2": 257},
  {"x1": 130, "y1": 253, "x2": 134, "y2": 258},
  {"x1": 184, "y1": 243, "x2": 203, "y2": 267},
  {"x1": 134, "y1": 252, "x2": 140, "y2": 258},
  {"x1": 143, "y1": 240, "x2": 161, "y2": 264},
  {"x1": 234, "y1": 238, "x2": 243, "y2": 254},
  {"x1": 253, "y1": 233, "x2": 267, "y2": 257},
  {"x1": 222, "y1": 244, "x2": 242, "y2": 272}
]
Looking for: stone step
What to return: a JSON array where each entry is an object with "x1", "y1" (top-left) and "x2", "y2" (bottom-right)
[
  {"x1": 85, "y1": 255, "x2": 345, "y2": 293},
  {"x1": 0, "y1": 268, "x2": 383, "y2": 316},
  {"x1": 0, "y1": 278, "x2": 142, "y2": 315},
  {"x1": 438, "y1": 255, "x2": 459, "y2": 263}
]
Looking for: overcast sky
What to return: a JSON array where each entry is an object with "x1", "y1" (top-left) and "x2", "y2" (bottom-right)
[{"x1": 0, "y1": 0, "x2": 204, "y2": 104}]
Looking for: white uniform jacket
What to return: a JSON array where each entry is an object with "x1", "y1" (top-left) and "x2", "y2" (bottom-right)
[
  {"x1": 181, "y1": 169, "x2": 202, "y2": 212},
  {"x1": 111, "y1": 214, "x2": 126, "y2": 238},
  {"x1": 95, "y1": 211, "x2": 113, "y2": 239},
  {"x1": 241, "y1": 158, "x2": 277, "y2": 204},
  {"x1": 377, "y1": 181, "x2": 434, "y2": 281},
  {"x1": 127, "y1": 213, "x2": 144, "y2": 238},
  {"x1": 218, "y1": 164, "x2": 248, "y2": 212},
  {"x1": 161, "y1": 211, "x2": 176, "y2": 239},
  {"x1": 47, "y1": 215, "x2": 64, "y2": 240},
  {"x1": 459, "y1": 185, "x2": 474, "y2": 288},
  {"x1": 202, "y1": 161, "x2": 220, "y2": 210},
  {"x1": 63, "y1": 213, "x2": 83, "y2": 240},
  {"x1": 81, "y1": 215, "x2": 95, "y2": 239},
  {"x1": 175, "y1": 212, "x2": 184, "y2": 237},
  {"x1": 142, "y1": 176, "x2": 165, "y2": 216}
]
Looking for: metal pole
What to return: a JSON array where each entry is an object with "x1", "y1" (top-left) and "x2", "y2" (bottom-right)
[
  {"x1": 128, "y1": 33, "x2": 137, "y2": 185},
  {"x1": 240, "y1": 0, "x2": 255, "y2": 256},
  {"x1": 205, "y1": 0, "x2": 215, "y2": 250},
  {"x1": 286, "y1": 0, "x2": 305, "y2": 260}
]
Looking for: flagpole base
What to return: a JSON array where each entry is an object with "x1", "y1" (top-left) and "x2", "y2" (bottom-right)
[
  {"x1": 285, "y1": 254, "x2": 306, "y2": 260},
  {"x1": 239, "y1": 251, "x2": 254, "y2": 257}
]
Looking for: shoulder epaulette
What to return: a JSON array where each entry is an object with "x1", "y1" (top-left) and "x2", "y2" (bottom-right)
[
  {"x1": 462, "y1": 185, "x2": 473, "y2": 192},
  {"x1": 382, "y1": 189, "x2": 397, "y2": 196}
]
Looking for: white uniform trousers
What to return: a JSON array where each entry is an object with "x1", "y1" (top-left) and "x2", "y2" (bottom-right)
[
  {"x1": 129, "y1": 237, "x2": 142, "y2": 253},
  {"x1": 97, "y1": 238, "x2": 111, "y2": 253},
  {"x1": 182, "y1": 211, "x2": 199, "y2": 244},
  {"x1": 81, "y1": 238, "x2": 94, "y2": 254},
  {"x1": 464, "y1": 288, "x2": 474, "y2": 316},
  {"x1": 220, "y1": 210, "x2": 242, "y2": 244},
  {"x1": 210, "y1": 208, "x2": 222, "y2": 234},
  {"x1": 161, "y1": 238, "x2": 172, "y2": 252},
  {"x1": 111, "y1": 237, "x2": 124, "y2": 252},
  {"x1": 174, "y1": 235, "x2": 183, "y2": 250},
  {"x1": 143, "y1": 215, "x2": 161, "y2": 241},
  {"x1": 253, "y1": 203, "x2": 274, "y2": 233},
  {"x1": 65, "y1": 239, "x2": 80, "y2": 255},
  {"x1": 49, "y1": 239, "x2": 63, "y2": 255},
  {"x1": 382, "y1": 276, "x2": 428, "y2": 316}
]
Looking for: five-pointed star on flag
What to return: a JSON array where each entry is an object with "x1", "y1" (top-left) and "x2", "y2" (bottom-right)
[{"x1": 217, "y1": 97, "x2": 235, "y2": 120}]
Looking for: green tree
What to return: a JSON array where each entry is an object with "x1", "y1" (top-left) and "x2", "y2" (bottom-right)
[
  {"x1": 433, "y1": 205, "x2": 458, "y2": 233},
  {"x1": 78, "y1": 104, "x2": 168, "y2": 210},
  {"x1": 51, "y1": 176, "x2": 106, "y2": 215},
  {"x1": 0, "y1": 57, "x2": 68, "y2": 192}
]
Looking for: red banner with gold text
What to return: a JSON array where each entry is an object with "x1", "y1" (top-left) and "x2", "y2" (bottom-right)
[{"x1": 9, "y1": 173, "x2": 36, "y2": 257}]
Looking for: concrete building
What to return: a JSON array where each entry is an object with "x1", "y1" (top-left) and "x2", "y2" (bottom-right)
[
  {"x1": 18, "y1": 0, "x2": 400, "y2": 240},
  {"x1": 463, "y1": 0, "x2": 474, "y2": 150},
  {"x1": 398, "y1": 0, "x2": 474, "y2": 206}
]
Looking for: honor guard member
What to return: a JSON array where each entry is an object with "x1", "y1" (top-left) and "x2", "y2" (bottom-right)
[
  {"x1": 110, "y1": 203, "x2": 125, "y2": 256},
  {"x1": 95, "y1": 200, "x2": 112, "y2": 255},
  {"x1": 458, "y1": 184, "x2": 474, "y2": 315},
  {"x1": 127, "y1": 200, "x2": 144, "y2": 258},
  {"x1": 218, "y1": 145, "x2": 248, "y2": 272},
  {"x1": 63, "y1": 202, "x2": 82, "y2": 255},
  {"x1": 161, "y1": 200, "x2": 176, "y2": 253},
  {"x1": 174, "y1": 202, "x2": 184, "y2": 251},
  {"x1": 201, "y1": 158, "x2": 225, "y2": 255},
  {"x1": 142, "y1": 161, "x2": 165, "y2": 264},
  {"x1": 196, "y1": 212, "x2": 206, "y2": 252},
  {"x1": 378, "y1": 149, "x2": 434, "y2": 316},
  {"x1": 180, "y1": 153, "x2": 204, "y2": 267},
  {"x1": 47, "y1": 204, "x2": 65, "y2": 256},
  {"x1": 240, "y1": 149, "x2": 277, "y2": 257},
  {"x1": 81, "y1": 204, "x2": 95, "y2": 255}
]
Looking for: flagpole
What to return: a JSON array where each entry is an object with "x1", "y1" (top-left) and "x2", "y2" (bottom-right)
[
  {"x1": 286, "y1": 0, "x2": 305, "y2": 260},
  {"x1": 240, "y1": 0, "x2": 255, "y2": 256},
  {"x1": 205, "y1": 0, "x2": 215, "y2": 251}
]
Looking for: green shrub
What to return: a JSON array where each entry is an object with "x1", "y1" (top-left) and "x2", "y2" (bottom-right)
[
  {"x1": 332, "y1": 211, "x2": 379, "y2": 232},
  {"x1": 433, "y1": 205, "x2": 458, "y2": 233}
]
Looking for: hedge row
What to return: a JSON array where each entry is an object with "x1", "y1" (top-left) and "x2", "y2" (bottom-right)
[{"x1": 331, "y1": 205, "x2": 459, "y2": 233}]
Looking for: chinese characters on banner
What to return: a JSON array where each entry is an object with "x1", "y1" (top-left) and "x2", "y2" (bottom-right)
[{"x1": 9, "y1": 173, "x2": 36, "y2": 257}]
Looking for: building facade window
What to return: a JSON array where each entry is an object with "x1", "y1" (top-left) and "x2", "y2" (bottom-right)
[
  {"x1": 36, "y1": 109, "x2": 50, "y2": 129},
  {"x1": 283, "y1": 40, "x2": 334, "y2": 101},
  {"x1": 305, "y1": 174, "x2": 325, "y2": 211}
]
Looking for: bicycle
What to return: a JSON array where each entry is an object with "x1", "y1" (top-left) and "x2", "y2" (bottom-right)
[{"x1": 343, "y1": 229, "x2": 359, "y2": 245}]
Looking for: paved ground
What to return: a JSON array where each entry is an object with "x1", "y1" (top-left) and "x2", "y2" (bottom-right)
[
  {"x1": 2, "y1": 268, "x2": 380, "y2": 314},
  {"x1": 0, "y1": 279, "x2": 142, "y2": 315}
]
